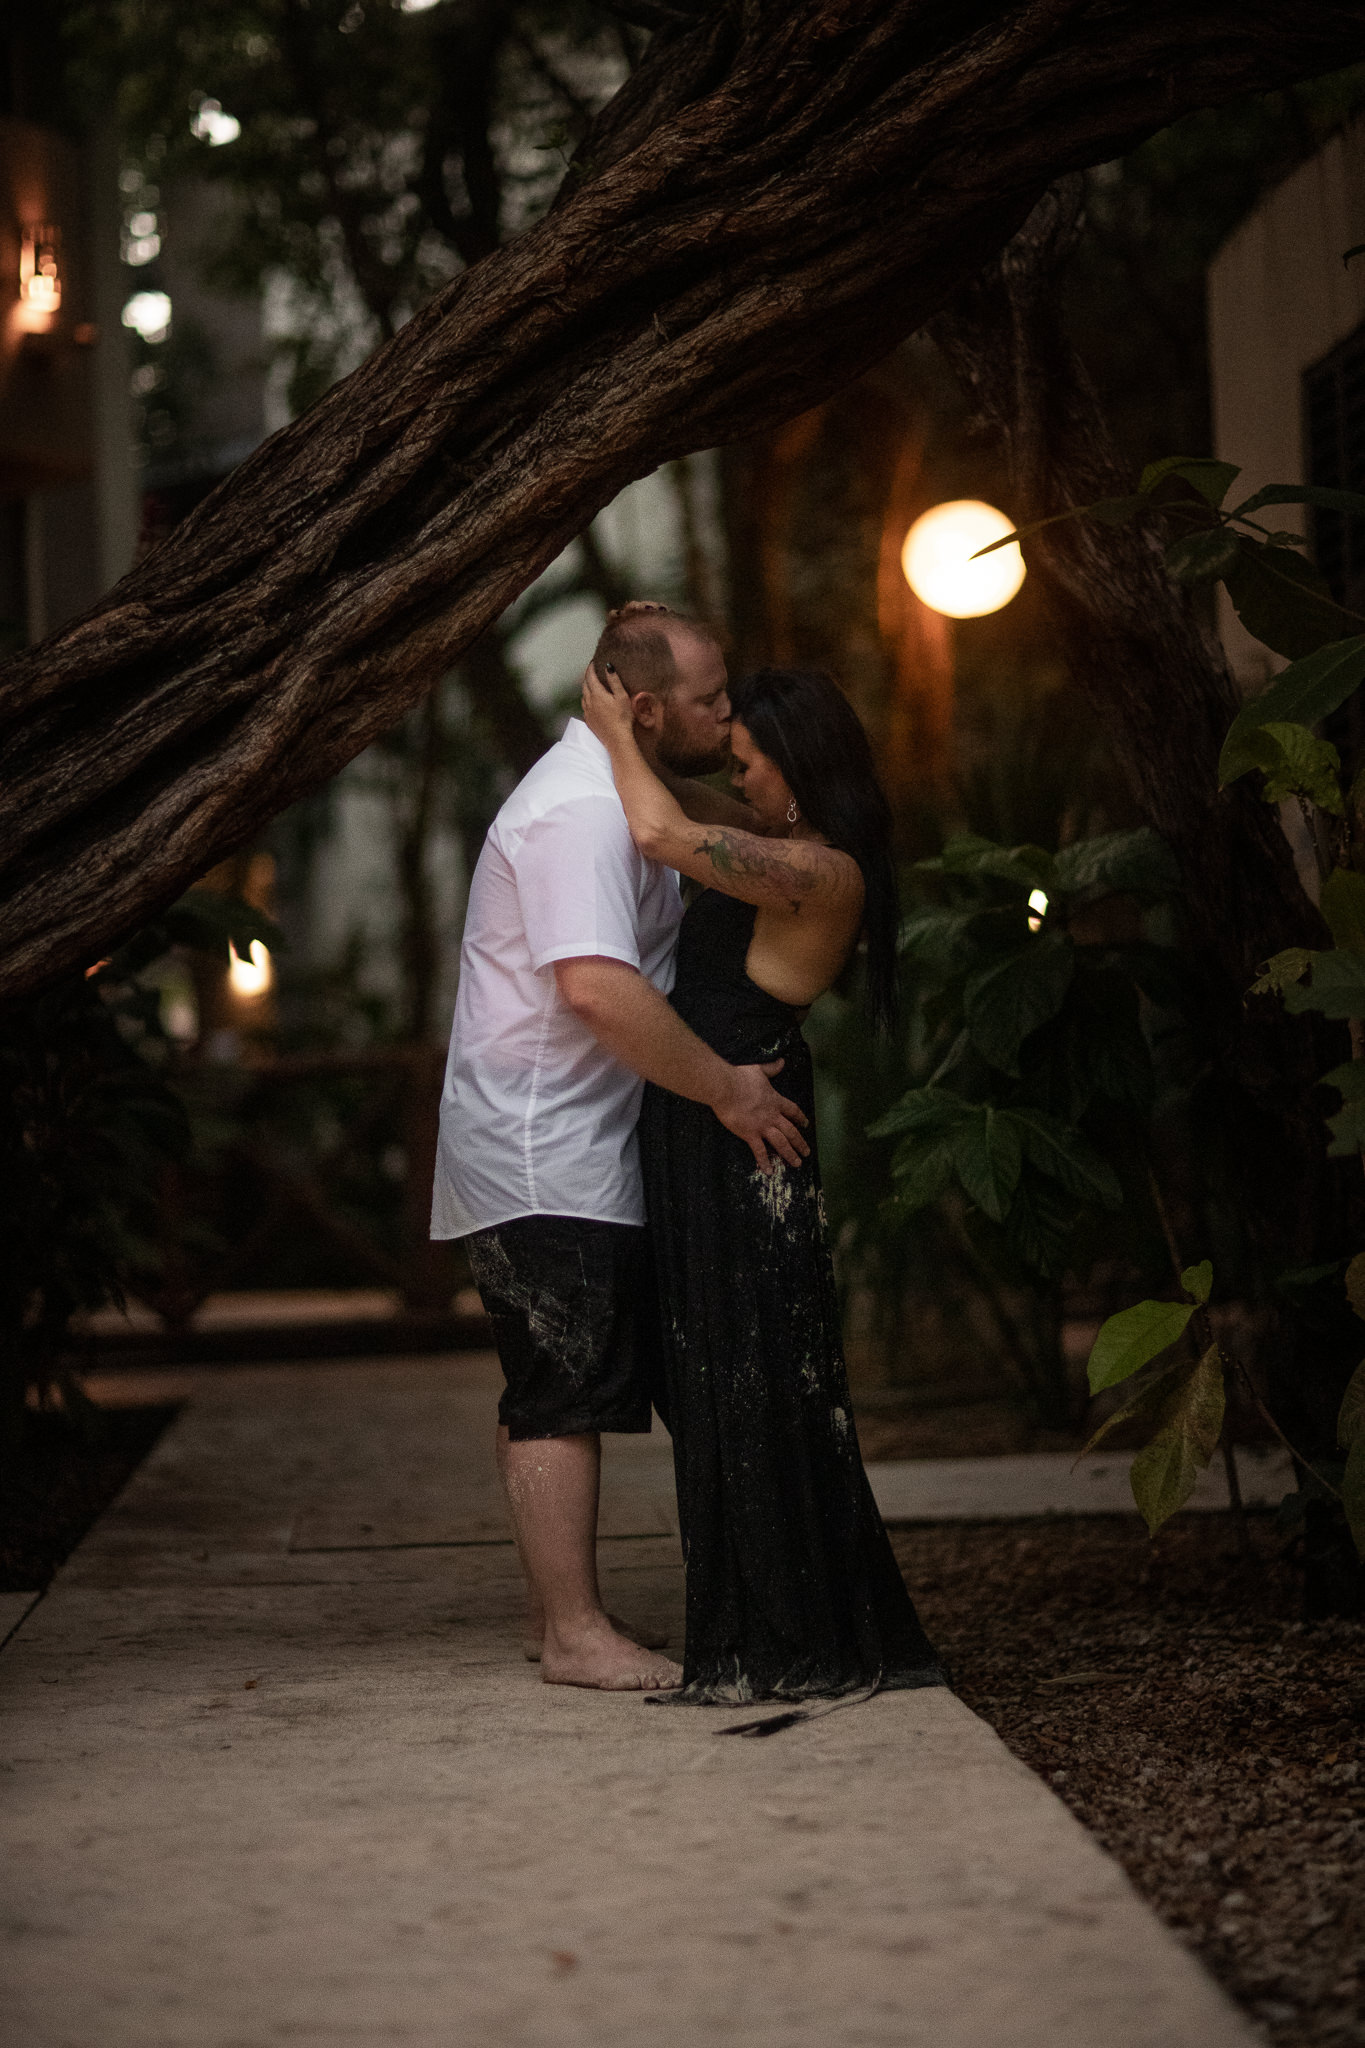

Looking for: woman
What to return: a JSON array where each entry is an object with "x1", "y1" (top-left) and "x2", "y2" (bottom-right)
[{"x1": 582, "y1": 657, "x2": 944, "y2": 1705}]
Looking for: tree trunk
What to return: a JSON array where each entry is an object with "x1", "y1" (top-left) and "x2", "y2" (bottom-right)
[{"x1": 2, "y1": 0, "x2": 1361, "y2": 995}]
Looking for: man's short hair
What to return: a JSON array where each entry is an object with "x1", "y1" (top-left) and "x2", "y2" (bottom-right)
[{"x1": 592, "y1": 602, "x2": 718, "y2": 698}]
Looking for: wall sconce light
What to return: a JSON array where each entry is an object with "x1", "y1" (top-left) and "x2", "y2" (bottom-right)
[{"x1": 18, "y1": 224, "x2": 61, "y2": 333}]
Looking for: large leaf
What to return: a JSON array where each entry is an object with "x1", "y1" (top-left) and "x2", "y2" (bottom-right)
[
  {"x1": 1137, "y1": 455, "x2": 1240, "y2": 505},
  {"x1": 1052, "y1": 827, "x2": 1181, "y2": 902},
  {"x1": 867, "y1": 1085, "x2": 972, "y2": 1142},
  {"x1": 1344, "y1": 1435, "x2": 1365, "y2": 1562},
  {"x1": 1164, "y1": 528, "x2": 1242, "y2": 585},
  {"x1": 1239, "y1": 722, "x2": 1343, "y2": 812},
  {"x1": 1338, "y1": 1358, "x2": 1365, "y2": 1447},
  {"x1": 1005, "y1": 1107, "x2": 1123, "y2": 1209},
  {"x1": 1220, "y1": 637, "x2": 1365, "y2": 786},
  {"x1": 1001, "y1": 1172, "x2": 1079, "y2": 1279},
  {"x1": 888, "y1": 1135, "x2": 958, "y2": 1212},
  {"x1": 1249, "y1": 947, "x2": 1313, "y2": 997},
  {"x1": 952, "y1": 1105, "x2": 1022, "y2": 1223},
  {"x1": 1319, "y1": 870, "x2": 1365, "y2": 958},
  {"x1": 1228, "y1": 483, "x2": 1365, "y2": 522},
  {"x1": 1223, "y1": 538, "x2": 1362, "y2": 659},
  {"x1": 1327, "y1": 1098, "x2": 1365, "y2": 1158},
  {"x1": 920, "y1": 833, "x2": 1056, "y2": 892},
  {"x1": 1040, "y1": 963, "x2": 1154, "y2": 1118},
  {"x1": 1282, "y1": 949, "x2": 1365, "y2": 1020},
  {"x1": 963, "y1": 933, "x2": 1074, "y2": 1076},
  {"x1": 1128, "y1": 1345, "x2": 1226, "y2": 1535},
  {"x1": 1326, "y1": 1079, "x2": 1365, "y2": 1157},
  {"x1": 1088, "y1": 1298, "x2": 1194, "y2": 1393}
]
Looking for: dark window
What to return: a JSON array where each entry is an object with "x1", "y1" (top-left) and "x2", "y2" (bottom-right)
[{"x1": 1303, "y1": 320, "x2": 1365, "y2": 612}]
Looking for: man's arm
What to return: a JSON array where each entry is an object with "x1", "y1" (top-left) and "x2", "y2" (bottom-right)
[{"x1": 554, "y1": 956, "x2": 809, "y2": 1173}]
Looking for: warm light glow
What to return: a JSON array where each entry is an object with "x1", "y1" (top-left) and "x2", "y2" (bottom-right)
[
  {"x1": 1027, "y1": 888, "x2": 1049, "y2": 933},
  {"x1": 17, "y1": 225, "x2": 61, "y2": 333},
  {"x1": 399, "y1": 0, "x2": 444, "y2": 11},
  {"x1": 228, "y1": 940, "x2": 272, "y2": 997},
  {"x1": 122, "y1": 290, "x2": 172, "y2": 342},
  {"x1": 901, "y1": 500, "x2": 1026, "y2": 618}
]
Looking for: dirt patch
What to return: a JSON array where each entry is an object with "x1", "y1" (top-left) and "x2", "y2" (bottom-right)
[
  {"x1": 1, "y1": 1405, "x2": 178, "y2": 1592},
  {"x1": 890, "y1": 1515, "x2": 1365, "y2": 2048}
]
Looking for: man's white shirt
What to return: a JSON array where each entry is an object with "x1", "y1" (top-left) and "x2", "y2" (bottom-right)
[{"x1": 431, "y1": 718, "x2": 684, "y2": 1238}]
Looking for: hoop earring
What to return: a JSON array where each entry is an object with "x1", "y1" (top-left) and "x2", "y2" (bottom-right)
[{"x1": 786, "y1": 798, "x2": 799, "y2": 826}]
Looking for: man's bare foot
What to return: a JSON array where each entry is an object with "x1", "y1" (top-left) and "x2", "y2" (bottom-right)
[
  {"x1": 522, "y1": 1612, "x2": 669, "y2": 1662},
  {"x1": 540, "y1": 1619, "x2": 683, "y2": 1691}
]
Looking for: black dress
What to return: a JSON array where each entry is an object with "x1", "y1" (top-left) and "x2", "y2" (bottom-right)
[{"x1": 640, "y1": 888, "x2": 945, "y2": 1704}]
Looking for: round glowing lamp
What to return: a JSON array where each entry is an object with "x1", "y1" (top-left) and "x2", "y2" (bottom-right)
[{"x1": 901, "y1": 500, "x2": 1026, "y2": 618}]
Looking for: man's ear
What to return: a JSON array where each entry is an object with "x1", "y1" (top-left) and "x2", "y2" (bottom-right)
[{"x1": 630, "y1": 690, "x2": 663, "y2": 730}]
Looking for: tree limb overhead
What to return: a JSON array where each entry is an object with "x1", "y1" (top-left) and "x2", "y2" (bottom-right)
[{"x1": 2, "y1": 0, "x2": 1361, "y2": 995}]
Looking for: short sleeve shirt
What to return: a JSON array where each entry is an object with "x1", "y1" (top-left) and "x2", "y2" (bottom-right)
[{"x1": 430, "y1": 719, "x2": 684, "y2": 1237}]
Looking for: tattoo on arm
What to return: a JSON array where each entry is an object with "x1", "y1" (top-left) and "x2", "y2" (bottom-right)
[{"x1": 693, "y1": 831, "x2": 827, "y2": 914}]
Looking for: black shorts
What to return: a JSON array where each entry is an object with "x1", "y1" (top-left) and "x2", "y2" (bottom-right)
[{"x1": 465, "y1": 1214, "x2": 666, "y2": 1441}]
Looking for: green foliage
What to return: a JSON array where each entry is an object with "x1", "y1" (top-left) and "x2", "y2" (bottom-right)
[
  {"x1": 1220, "y1": 638, "x2": 1365, "y2": 784},
  {"x1": 1088, "y1": 1297, "x2": 1195, "y2": 1392},
  {"x1": 1249, "y1": 948, "x2": 1313, "y2": 997},
  {"x1": 1082, "y1": 1267, "x2": 1225, "y2": 1533},
  {"x1": 869, "y1": 826, "x2": 1176, "y2": 1279},
  {"x1": 1181, "y1": 1260, "x2": 1213, "y2": 1306},
  {"x1": 1237, "y1": 722, "x2": 1343, "y2": 812},
  {"x1": 1128, "y1": 1344, "x2": 1226, "y2": 1534},
  {"x1": 1319, "y1": 870, "x2": 1365, "y2": 957},
  {"x1": 0, "y1": 894, "x2": 275, "y2": 1454},
  {"x1": 1280, "y1": 950, "x2": 1365, "y2": 1020}
]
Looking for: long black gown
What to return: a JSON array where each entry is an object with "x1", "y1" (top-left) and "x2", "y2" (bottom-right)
[{"x1": 640, "y1": 888, "x2": 945, "y2": 1704}]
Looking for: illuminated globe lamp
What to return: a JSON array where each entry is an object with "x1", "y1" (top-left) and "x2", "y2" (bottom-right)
[{"x1": 901, "y1": 500, "x2": 1026, "y2": 618}]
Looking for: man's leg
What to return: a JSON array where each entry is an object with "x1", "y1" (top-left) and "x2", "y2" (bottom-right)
[{"x1": 496, "y1": 1425, "x2": 679, "y2": 1689}]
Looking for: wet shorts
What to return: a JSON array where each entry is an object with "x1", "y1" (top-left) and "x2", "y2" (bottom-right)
[{"x1": 464, "y1": 1214, "x2": 666, "y2": 1441}]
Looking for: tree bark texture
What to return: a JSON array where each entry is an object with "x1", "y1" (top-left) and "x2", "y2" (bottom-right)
[{"x1": 3, "y1": 0, "x2": 1362, "y2": 996}]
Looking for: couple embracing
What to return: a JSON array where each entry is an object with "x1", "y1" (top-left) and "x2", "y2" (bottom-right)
[{"x1": 432, "y1": 602, "x2": 943, "y2": 1705}]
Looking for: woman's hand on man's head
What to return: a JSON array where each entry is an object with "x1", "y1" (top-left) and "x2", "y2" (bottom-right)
[{"x1": 581, "y1": 659, "x2": 639, "y2": 747}]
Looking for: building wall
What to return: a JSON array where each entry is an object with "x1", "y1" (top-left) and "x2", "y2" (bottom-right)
[{"x1": 1207, "y1": 119, "x2": 1365, "y2": 684}]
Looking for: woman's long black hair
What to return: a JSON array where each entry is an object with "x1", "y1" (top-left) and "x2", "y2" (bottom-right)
[{"x1": 727, "y1": 667, "x2": 900, "y2": 1034}]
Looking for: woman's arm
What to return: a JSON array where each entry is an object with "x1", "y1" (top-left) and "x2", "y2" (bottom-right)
[
  {"x1": 582, "y1": 665, "x2": 861, "y2": 915},
  {"x1": 655, "y1": 765, "x2": 759, "y2": 833}
]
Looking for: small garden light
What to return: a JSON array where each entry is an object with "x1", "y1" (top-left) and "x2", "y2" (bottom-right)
[
  {"x1": 17, "y1": 225, "x2": 61, "y2": 334},
  {"x1": 227, "y1": 940, "x2": 271, "y2": 998},
  {"x1": 901, "y1": 499, "x2": 1026, "y2": 618},
  {"x1": 1028, "y1": 888, "x2": 1049, "y2": 932}
]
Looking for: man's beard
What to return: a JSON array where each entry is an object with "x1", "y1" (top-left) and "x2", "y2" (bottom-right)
[{"x1": 656, "y1": 710, "x2": 730, "y2": 778}]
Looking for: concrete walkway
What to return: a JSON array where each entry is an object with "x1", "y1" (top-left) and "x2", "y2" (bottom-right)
[{"x1": 2, "y1": 1357, "x2": 1260, "y2": 2048}]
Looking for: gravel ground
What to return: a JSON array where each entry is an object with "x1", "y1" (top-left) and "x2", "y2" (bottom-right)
[{"x1": 890, "y1": 1515, "x2": 1365, "y2": 2048}]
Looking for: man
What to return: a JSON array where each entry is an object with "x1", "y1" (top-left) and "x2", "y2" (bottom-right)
[{"x1": 432, "y1": 603, "x2": 808, "y2": 1691}]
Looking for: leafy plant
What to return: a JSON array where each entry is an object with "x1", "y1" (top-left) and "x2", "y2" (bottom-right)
[
  {"x1": 0, "y1": 891, "x2": 279, "y2": 1460},
  {"x1": 868, "y1": 825, "x2": 1181, "y2": 1280},
  {"x1": 1081, "y1": 1252, "x2": 1365, "y2": 1558},
  {"x1": 989, "y1": 458, "x2": 1365, "y2": 1554}
]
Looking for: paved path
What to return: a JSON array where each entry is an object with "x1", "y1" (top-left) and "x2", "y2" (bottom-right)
[{"x1": 2, "y1": 1357, "x2": 1260, "y2": 2048}]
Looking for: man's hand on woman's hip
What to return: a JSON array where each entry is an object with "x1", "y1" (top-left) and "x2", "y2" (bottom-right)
[{"x1": 712, "y1": 1059, "x2": 810, "y2": 1174}]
